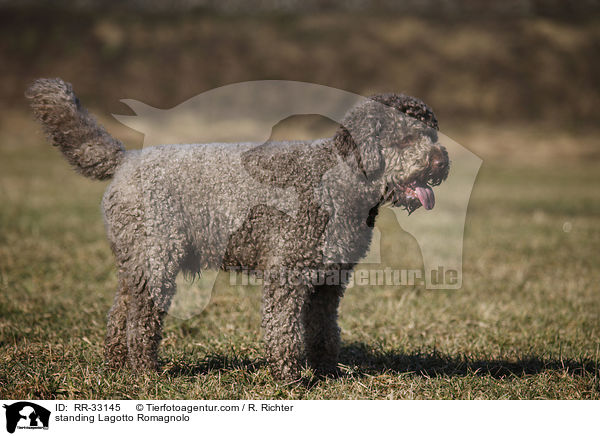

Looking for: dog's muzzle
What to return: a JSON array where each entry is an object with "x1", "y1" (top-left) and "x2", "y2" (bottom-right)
[
  {"x1": 404, "y1": 182, "x2": 435, "y2": 210},
  {"x1": 386, "y1": 144, "x2": 449, "y2": 214}
]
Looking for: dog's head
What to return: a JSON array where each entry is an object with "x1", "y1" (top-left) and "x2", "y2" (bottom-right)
[{"x1": 334, "y1": 93, "x2": 449, "y2": 214}]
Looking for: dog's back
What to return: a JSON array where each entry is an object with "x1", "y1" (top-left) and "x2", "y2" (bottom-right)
[{"x1": 103, "y1": 141, "x2": 315, "y2": 271}]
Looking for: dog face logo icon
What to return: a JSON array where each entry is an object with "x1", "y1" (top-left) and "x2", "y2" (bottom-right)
[{"x1": 3, "y1": 402, "x2": 50, "y2": 433}]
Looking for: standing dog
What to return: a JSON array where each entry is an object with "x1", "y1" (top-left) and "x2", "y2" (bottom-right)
[{"x1": 26, "y1": 79, "x2": 449, "y2": 379}]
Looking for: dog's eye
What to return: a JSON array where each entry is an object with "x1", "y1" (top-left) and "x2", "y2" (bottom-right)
[
  {"x1": 400, "y1": 134, "x2": 416, "y2": 148},
  {"x1": 424, "y1": 129, "x2": 438, "y2": 142}
]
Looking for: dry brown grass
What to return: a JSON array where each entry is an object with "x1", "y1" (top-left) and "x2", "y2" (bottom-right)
[
  {"x1": 0, "y1": 111, "x2": 598, "y2": 399},
  {"x1": 1, "y1": 7, "x2": 598, "y2": 398}
]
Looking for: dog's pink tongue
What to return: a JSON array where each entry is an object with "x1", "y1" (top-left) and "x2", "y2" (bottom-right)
[{"x1": 415, "y1": 185, "x2": 435, "y2": 210}]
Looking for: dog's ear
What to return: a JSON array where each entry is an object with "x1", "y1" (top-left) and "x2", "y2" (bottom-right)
[
  {"x1": 334, "y1": 93, "x2": 439, "y2": 180},
  {"x1": 333, "y1": 98, "x2": 390, "y2": 180}
]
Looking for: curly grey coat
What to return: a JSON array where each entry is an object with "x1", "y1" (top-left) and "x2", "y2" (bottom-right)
[{"x1": 26, "y1": 78, "x2": 449, "y2": 380}]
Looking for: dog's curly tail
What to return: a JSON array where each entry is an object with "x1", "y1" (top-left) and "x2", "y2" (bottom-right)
[{"x1": 25, "y1": 78, "x2": 125, "y2": 180}]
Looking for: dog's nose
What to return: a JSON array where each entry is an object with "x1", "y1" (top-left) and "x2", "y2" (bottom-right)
[
  {"x1": 432, "y1": 157, "x2": 445, "y2": 170},
  {"x1": 430, "y1": 147, "x2": 448, "y2": 170}
]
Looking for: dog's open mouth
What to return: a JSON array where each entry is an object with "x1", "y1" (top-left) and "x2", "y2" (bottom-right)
[
  {"x1": 405, "y1": 182, "x2": 435, "y2": 210},
  {"x1": 384, "y1": 181, "x2": 436, "y2": 214}
]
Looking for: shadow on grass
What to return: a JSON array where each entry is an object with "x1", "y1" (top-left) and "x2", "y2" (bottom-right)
[
  {"x1": 338, "y1": 342, "x2": 599, "y2": 379},
  {"x1": 164, "y1": 342, "x2": 598, "y2": 381},
  {"x1": 164, "y1": 353, "x2": 264, "y2": 377}
]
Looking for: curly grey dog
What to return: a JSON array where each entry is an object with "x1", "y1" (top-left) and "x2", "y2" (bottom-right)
[{"x1": 26, "y1": 78, "x2": 449, "y2": 380}]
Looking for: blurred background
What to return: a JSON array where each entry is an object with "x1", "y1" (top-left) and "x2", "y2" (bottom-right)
[
  {"x1": 0, "y1": 1, "x2": 599, "y2": 398},
  {"x1": 1, "y1": 0, "x2": 599, "y2": 158}
]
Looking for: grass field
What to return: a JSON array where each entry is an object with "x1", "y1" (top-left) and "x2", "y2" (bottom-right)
[{"x1": 0, "y1": 113, "x2": 598, "y2": 400}]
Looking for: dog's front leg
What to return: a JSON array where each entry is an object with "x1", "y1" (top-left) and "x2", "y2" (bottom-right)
[
  {"x1": 304, "y1": 282, "x2": 344, "y2": 375},
  {"x1": 261, "y1": 269, "x2": 311, "y2": 380}
]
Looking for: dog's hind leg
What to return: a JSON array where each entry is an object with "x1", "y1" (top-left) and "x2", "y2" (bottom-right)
[
  {"x1": 104, "y1": 275, "x2": 130, "y2": 368},
  {"x1": 105, "y1": 225, "x2": 184, "y2": 371},
  {"x1": 124, "y1": 237, "x2": 184, "y2": 371},
  {"x1": 124, "y1": 277, "x2": 170, "y2": 371},
  {"x1": 105, "y1": 256, "x2": 170, "y2": 371}
]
